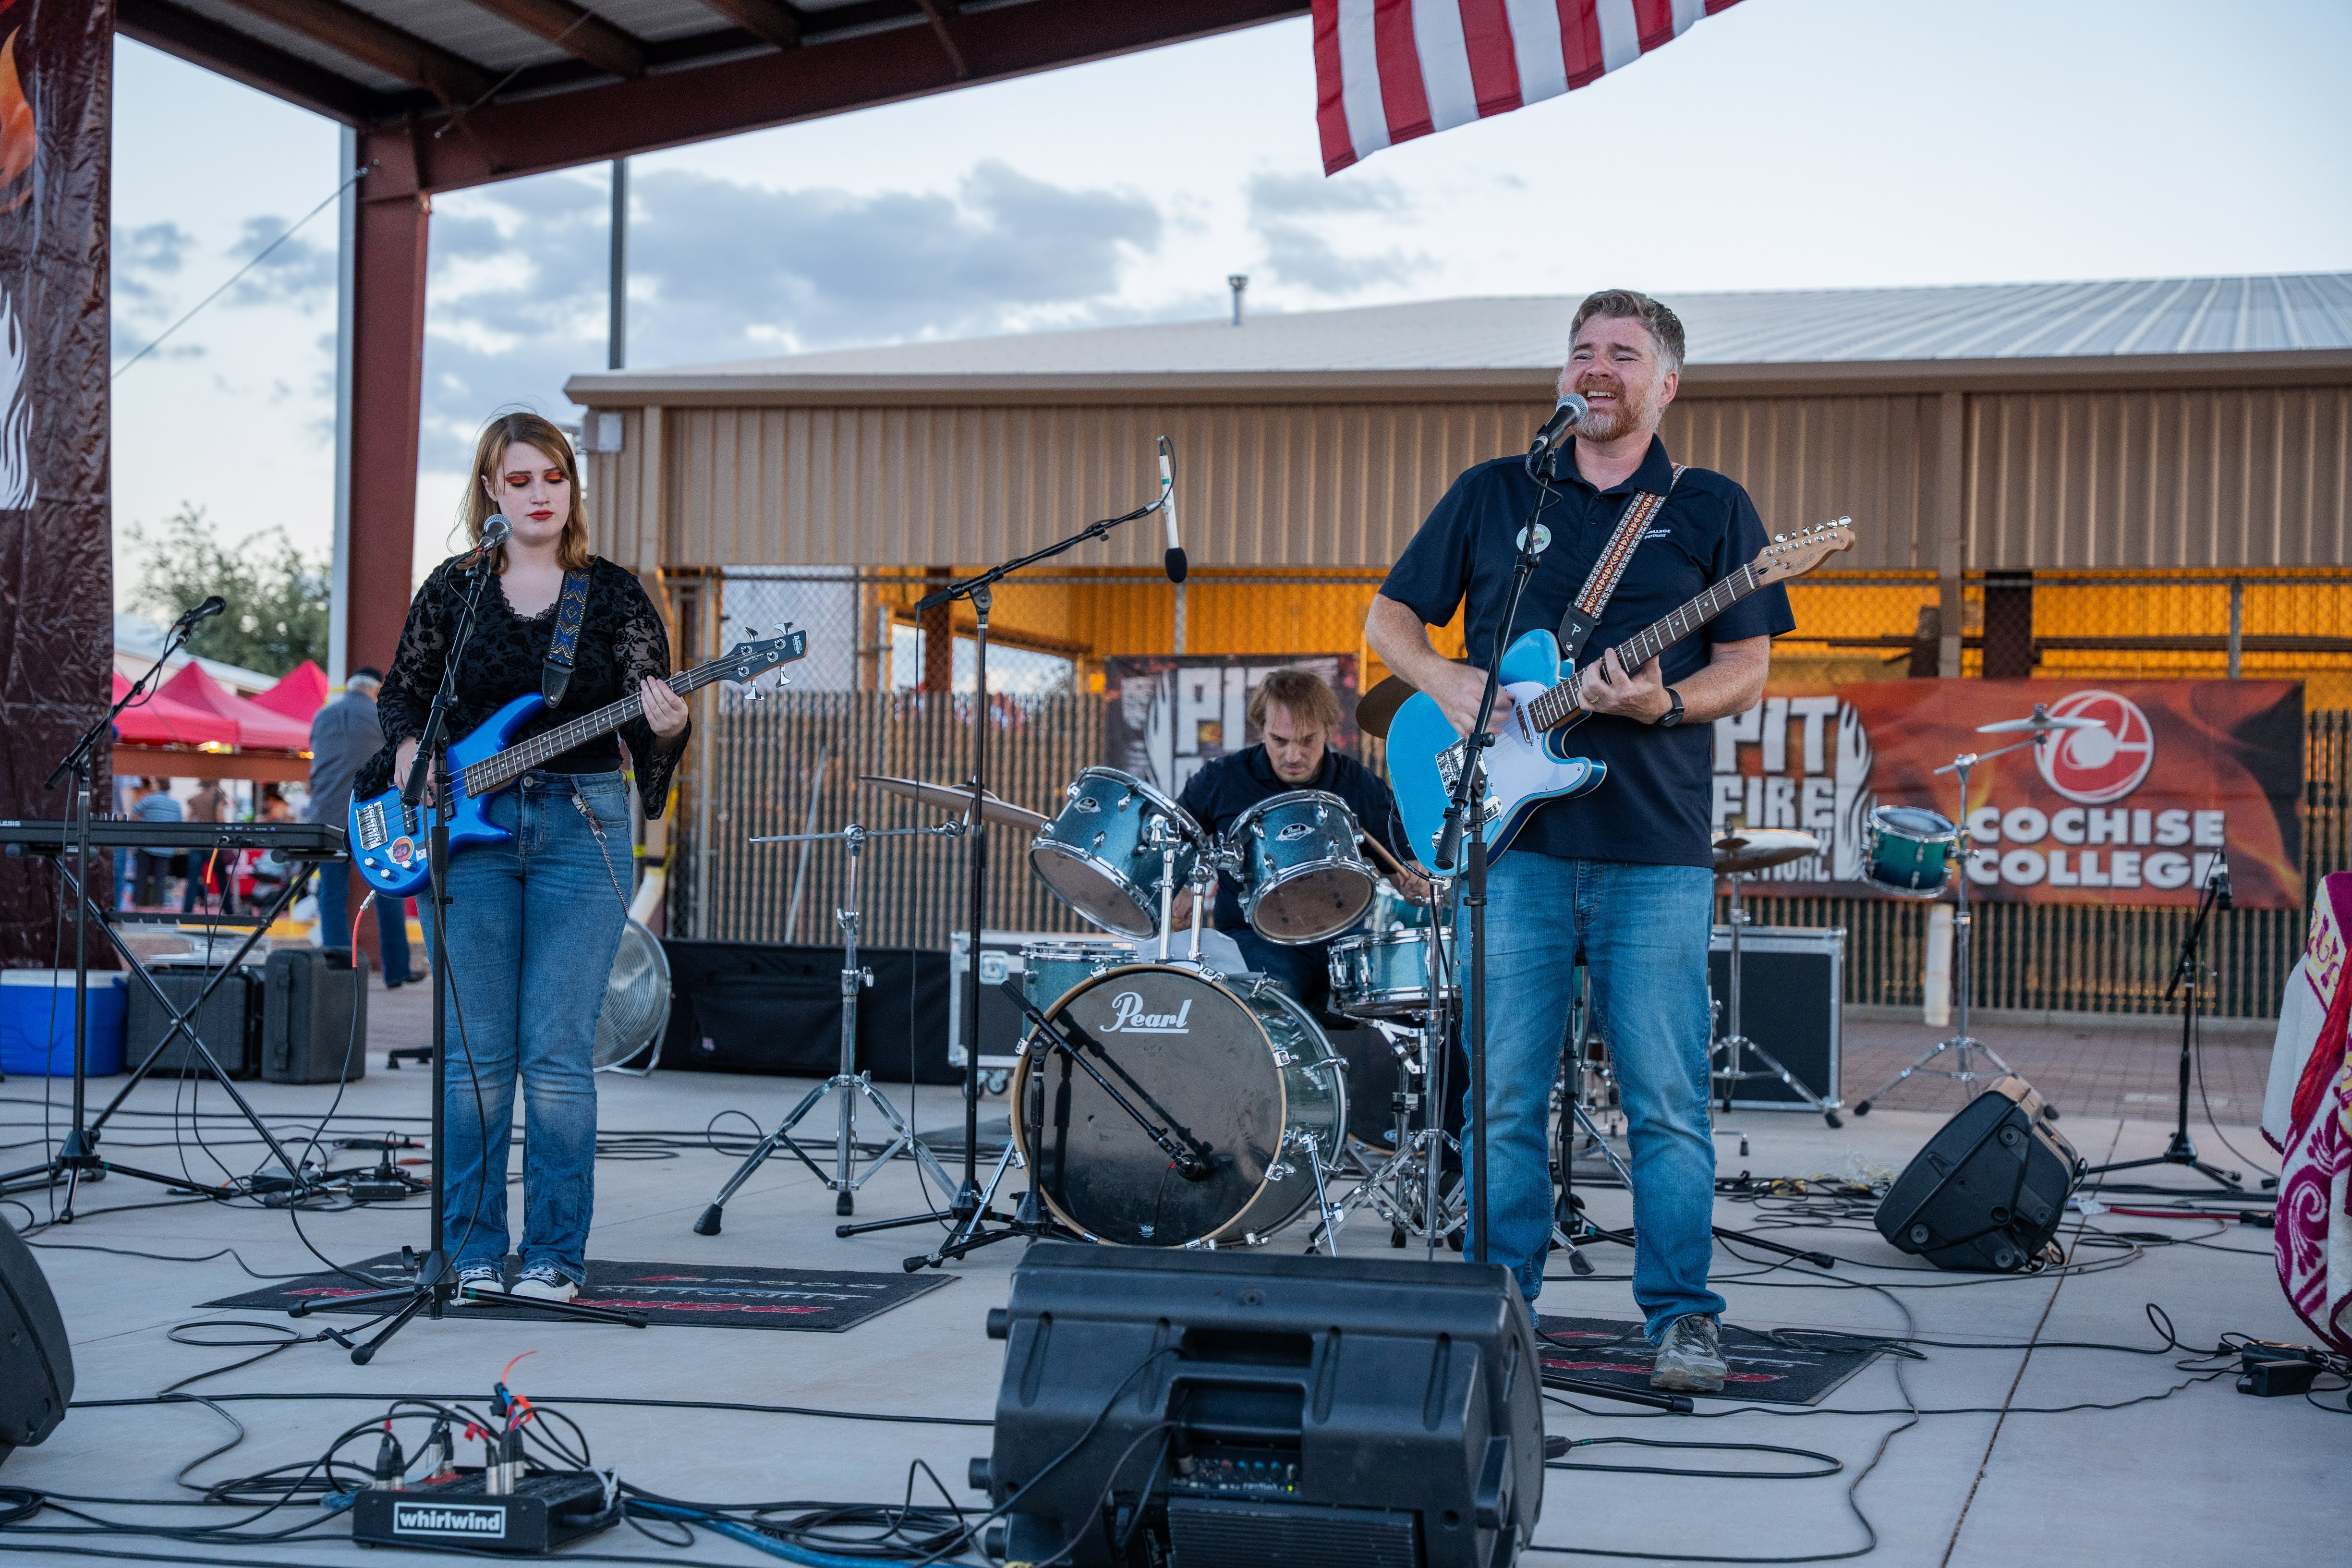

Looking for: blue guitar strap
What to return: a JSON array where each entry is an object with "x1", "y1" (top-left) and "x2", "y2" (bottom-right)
[
  {"x1": 541, "y1": 568, "x2": 592, "y2": 707},
  {"x1": 1556, "y1": 464, "x2": 1685, "y2": 667}
]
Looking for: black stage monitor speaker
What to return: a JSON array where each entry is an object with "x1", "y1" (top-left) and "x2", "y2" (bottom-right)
[
  {"x1": 1876, "y1": 1076, "x2": 2082, "y2": 1272},
  {"x1": 262, "y1": 948, "x2": 368, "y2": 1084},
  {"x1": 0, "y1": 1219, "x2": 74, "y2": 1463},
  {"x1": 126, "y1": 964, "x2": 263, "y2": 1079},
  {"x1": 980, "y1": 1243, "x2": 1544, "y2": 1568}
]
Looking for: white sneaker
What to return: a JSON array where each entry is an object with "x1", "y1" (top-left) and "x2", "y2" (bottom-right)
[
  {"x1": 452, "y1": 1264, "x2": 504, "y2": 1303},
  {"x1": 510, "y1": 1265, "x2": 579, "y2": 1302}
]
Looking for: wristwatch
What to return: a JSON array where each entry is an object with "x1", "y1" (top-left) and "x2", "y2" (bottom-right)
[{"x1": 1654, "y1": 687, "x2": 1685, "y2": 728}]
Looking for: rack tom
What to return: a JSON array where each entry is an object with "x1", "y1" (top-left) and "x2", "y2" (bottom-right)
[
  {"x1": 1863, "y1": 805, "x2": 1959, "y2": 898},
  {"x1": 1327, "y1": 928, "x2": 1455, "y2": 1020},
  {"x1": 1019, "y1": 940, "x2": 1135, "y2": 1014},
  {"x1": 1225, "y1": 790, "x2": 1376, "y2": 945},
  {"x1": 1029, "y1": 767, "x2": 1208, "y2": 938}
]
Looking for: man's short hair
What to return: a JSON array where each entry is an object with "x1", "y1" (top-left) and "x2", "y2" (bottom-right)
[
  {"x1": 1570, "y1": 288, "x2": 1685, "y2": 373},
  {"x1": 1249, "y1": 669, "x2": 1342, "y2": 734},
  {"x1": 348, "y1": 666, "x2": 384, "y2": 686}
]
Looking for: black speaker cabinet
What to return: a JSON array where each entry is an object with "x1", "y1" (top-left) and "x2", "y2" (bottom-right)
[
  {"x1": 125, "y1": 964, "x2": 263, "y2": 1079},
  {"x1": 981, "y1": 1244, "x2": 1544, "y2": 1568},
  {"x1": 262, "y1": 948, "x2": 368, "y2": 1084},
  {"x1": 0, "y1": 1219, "x2": 73, "y2": 1462},
  {"x1": 1876, "y1": 1076, "x2": 2082, "y2": 1272},
  {"x1": 1708, "y1": 924, "x2": 1841, "y2": 1109}
]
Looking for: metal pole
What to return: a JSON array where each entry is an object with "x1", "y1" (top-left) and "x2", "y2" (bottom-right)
[
  {"x1": 835, "y1": 827, "x2": 865, "y2": 1208},
  {"x1": 2227, "y1": 579, "x2": 2243, "y2": 679},
  {"x1": 608, "y1": 158, "x2": 628, "y2": 371},
  {"x1": 959, "y1": 587, "x2": 992, "y2": 1216}
]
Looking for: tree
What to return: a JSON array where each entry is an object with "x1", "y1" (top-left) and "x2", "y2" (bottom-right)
[{"x1": 127, "y1": 505, "x2": 329, "y2": 677}]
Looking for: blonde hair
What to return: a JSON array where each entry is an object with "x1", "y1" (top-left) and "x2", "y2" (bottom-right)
[
  {"x1": 464, "y1": 411, "x2": 592, "y2": 572},
  {"x1": 1248, "y1": 668, "x2": 1342, "y2": 733}
]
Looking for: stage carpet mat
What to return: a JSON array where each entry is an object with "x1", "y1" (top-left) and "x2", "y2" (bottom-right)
[
  {"x1": 1537, "y1": 1314, "x2": 1885, "y2": 1405},
  {"x1": 205, "y1": 1254, "x2": 954, "y2": 1331}
]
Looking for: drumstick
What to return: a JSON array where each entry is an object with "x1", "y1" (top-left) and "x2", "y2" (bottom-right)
[{"x1": 1356, "y1": 831, "x2": 1426, "y2": 883}]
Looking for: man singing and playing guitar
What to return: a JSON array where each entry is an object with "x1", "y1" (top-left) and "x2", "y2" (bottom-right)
[
  {"x1": 1367, "y1": 290, "x2": 1796, "y2": 1393},
  {"x1": 354, "y1": 411, "x2": 692, "y2": 1304}
]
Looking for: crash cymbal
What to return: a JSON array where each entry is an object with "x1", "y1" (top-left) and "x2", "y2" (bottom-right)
[
  {"x1": 861, "y1": 775, "x2": 1050, "y2": 833},
  {"x1": 1976, "y1": 704, "x2": 2104, "y2": 734},
  {"x1": 1356, "y1": 658, "x2": 1471, "y2": 741},
  {"x1": 1712, "y1": 828, "x2": 1821, "y2": 875}
]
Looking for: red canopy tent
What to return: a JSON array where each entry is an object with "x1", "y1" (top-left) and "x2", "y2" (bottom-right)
[
  {"x1": 250, "y1": 661, "x2": 328, "y2": 725},
  {"x1": 158, "y1": 664, "x2": 314, "y2": 752},
  {"x1": 109, "y1": 672, "x2": 238, "y2": 749}
]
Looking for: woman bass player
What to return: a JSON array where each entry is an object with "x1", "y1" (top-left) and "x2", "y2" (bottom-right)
[{"x1": 353, "y1": 411, "x2": 691, "y2": 1303}]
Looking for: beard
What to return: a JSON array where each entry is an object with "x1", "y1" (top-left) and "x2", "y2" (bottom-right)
[{"x1": 1570, "y1": 377, "x2": 1655, "y2": 443}]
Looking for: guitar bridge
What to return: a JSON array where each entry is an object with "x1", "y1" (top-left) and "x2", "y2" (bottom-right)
[
  {"x1": 1433, "y1": 741, "x2": 1504, "y2": 833},
  {"x1": 354, "y1": 801, "x2": 389, "y2": 852}
]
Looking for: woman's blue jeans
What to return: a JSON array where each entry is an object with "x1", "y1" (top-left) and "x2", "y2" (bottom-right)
[
  {"x1": 1458, "y1": 851, "x2": 1727, "y2": 1336},
  {"x1": 422, "y1": 770, "x2": 631, "y2": 1284}
]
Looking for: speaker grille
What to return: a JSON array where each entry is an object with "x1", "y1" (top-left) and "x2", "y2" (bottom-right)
[{"x1": 1167, "y1": 1497, "x2": 1419, "y2": 1568}]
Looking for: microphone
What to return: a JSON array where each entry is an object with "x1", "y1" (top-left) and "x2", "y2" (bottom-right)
[
  {"x1": 1523, "y1": 392, "x2": 1591, "y2": 477},
  {"x1": 1157, "y1": 436, "x2": 1187, "y2": 584},
  {"x1": 460, "y1": 514, "x2": 512, "y2": 568},
  {"x1": 2210, "y1": 849, "x2": 2233, "y2": 910},
  {"x1": 172, "y1": 595, "x2": 227, "y2": 630}
]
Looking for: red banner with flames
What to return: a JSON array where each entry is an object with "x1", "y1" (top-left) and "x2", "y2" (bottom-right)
[{"x1": 1717, "y1": 680, "x2": 2304, "y2": 909}]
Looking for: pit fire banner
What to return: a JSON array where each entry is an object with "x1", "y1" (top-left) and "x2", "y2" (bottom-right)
[
  {"x1": 1719, "y1": 679, "x2": 2304, "y2": 909},
  {"x1": 1103, "y1": 656, "x2": 1360, "y2": 798}
]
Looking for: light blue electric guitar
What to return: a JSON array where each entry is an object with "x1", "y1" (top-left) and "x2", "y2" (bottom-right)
[
  {"x1": 349, "y1": 630, "x2": 807, "y2": 899},
  {"x1": 1388, "y1": 520, "x2": 1854, "y2": 864}
]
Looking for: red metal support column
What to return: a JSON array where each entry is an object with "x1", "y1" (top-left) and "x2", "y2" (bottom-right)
[{"x1": 345, "y1": 181, "x2": 430, "y2": 676}]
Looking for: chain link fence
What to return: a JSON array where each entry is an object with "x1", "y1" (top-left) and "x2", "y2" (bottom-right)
[{"x1": 660, "y1": 568, "x2": 2352, "y2": 1018}]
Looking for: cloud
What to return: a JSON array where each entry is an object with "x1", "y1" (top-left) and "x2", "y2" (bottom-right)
[
  {"x1": 415, "y1": 160, "x2": 1166, "y2": 472},
  {"x1": 113, "y1": 220, "x2": 195, "y2": 308},
  {"x1": 1244, "y1": 170, "x2": 1428, "y2": 296},
  {"x1": 225, "y1": 216, "x2": 337, "y2": 307}
]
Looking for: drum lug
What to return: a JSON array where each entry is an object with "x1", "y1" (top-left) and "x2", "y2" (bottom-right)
[{"x1": 1270, "y1": 1048, "x2": 1296, "y2": 1069}]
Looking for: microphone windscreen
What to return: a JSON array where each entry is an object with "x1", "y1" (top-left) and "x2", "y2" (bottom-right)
[{"x1": 1164, "y1": 547, "x2": 1189, "y2": 585}]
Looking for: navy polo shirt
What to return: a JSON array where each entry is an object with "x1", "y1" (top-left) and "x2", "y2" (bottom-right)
[
  {"x1": 1379, "y1": 436, "x2": 1794, "y2": 867},
  {"x1": 1177, "y1": 744, "x2": 1415, "y2": 932}
]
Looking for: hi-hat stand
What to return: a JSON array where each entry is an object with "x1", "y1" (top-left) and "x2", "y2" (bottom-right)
[
  {"x1": 853, "y1": 480, "x2": 1172, "y2": 1267},
  {"x1": 2083, "y1": 850, "x2": 2243, "y2": 1194},
  {"x1": 695, "y1": 819, "x2": 964, "y2": 1231},
  {"x1": 1, "y1": 613, "x2": 329, "y2": 1216}
]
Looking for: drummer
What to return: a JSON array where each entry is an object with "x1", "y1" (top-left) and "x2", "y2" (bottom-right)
[{"x1": 1172, "y1": 669, "x2": 1431, "y2": 1013}]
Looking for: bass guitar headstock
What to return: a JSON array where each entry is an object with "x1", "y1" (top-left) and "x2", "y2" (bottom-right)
[
  {"x1": 717, "y1": 628, "x2": 810, "y2": 684},
  {"x1": 1751, "y1": 517, "x2": 1856, "y2": 583}
]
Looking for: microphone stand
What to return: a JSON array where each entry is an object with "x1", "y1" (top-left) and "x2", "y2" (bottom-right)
[
  {"x1": 861, "y1": 488, "x2": 1171, "y2": 1270},
  {"x1": 1432, "y1": 460, "x2": 1562, "y2": 1266},
  {"x1": 294, "y1": 548, "x2": 646, "y2": 1359}
]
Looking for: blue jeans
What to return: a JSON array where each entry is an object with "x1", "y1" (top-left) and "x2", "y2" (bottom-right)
[
  {"x1": 1460, "y1": 853, "x2": 1726, "y2": 1336},
  {"x1": 422, "y1": 771, "x2": 631, "y2": 1284},
  {"x1": 1228, "y1": 928, "x2": 1334, "y2": 1014},
  {"x1": 316, "y1": 864, "x2": 413, "y2": 985}
]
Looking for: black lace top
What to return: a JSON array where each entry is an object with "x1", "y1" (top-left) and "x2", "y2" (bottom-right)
[{"x1": 354, "y1": 556, "x2": 688, "y2": 817}]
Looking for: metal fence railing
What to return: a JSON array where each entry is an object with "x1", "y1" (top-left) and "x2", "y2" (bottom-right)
[{"x1": 668, "y1": 570, "x2": 2352, "y2": 1020}]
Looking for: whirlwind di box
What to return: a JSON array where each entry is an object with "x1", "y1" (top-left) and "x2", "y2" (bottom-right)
[{"x1": 350, "y1": 1471, "x2": 618, "y2": 1553}]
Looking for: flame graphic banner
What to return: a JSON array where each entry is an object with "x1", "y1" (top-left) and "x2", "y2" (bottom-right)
[
  {"x1": 0, "y1": 0, "x2": 113, "y2": 965},
  {"x1": 1718, "y1": 679, "x2": 2305, "y2": 910}
]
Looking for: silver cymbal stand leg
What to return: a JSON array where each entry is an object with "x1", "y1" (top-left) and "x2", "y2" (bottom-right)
[{"x1": 1709, "y1": 871, "x2": 1843, "y2": 1129}]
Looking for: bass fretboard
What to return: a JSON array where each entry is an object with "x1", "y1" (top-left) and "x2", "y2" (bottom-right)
[
  {"x1": 461, "y1": 662, "x2": 722, "y2": 796},
  {"x1": 1523, "y1": 562, "x2": 1763, "y2": 733}
]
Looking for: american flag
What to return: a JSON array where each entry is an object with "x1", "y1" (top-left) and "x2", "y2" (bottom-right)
[{"x1": 1314, "y1": 0, "x2": 1746, "y2": 175}]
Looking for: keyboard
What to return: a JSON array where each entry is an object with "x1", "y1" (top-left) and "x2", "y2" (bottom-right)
[{"x1": 0, "y1": 819, "x2": 346, "y2": 860}]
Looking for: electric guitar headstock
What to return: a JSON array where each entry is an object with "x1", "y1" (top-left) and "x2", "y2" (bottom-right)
[
  {"x1": 1749, "y1": 517, "x2": 1857, "y2": 584},
  {"x1": 711, "y1": 628, "x2": 810, "y2": 689}
]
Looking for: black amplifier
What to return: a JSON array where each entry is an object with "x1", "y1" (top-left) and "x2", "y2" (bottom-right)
[
  {"x1": 124, "y1": 965, "x2": 263, "y2": 1080},
  {"x1": 1709, "y1": 924, "x2": 1842, "y2": 1110},
  {"x1": 349, "y1": 1471, "x2": 618, "y2": 1553}
]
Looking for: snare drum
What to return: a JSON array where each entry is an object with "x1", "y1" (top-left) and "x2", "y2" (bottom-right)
[
  {"x1": 1019, "y1": 940, "x2": 1136, "y2": 1014},
  {"x1": 1863, "y1": 805, "x2": 1959, "y2": 898},
  {"x1": 1029, "y1": 767, "x2": 1208, "y2": 937},
  {"x1": 1327, "y1": 928, "x2": 1455, "y2": 1020},
  {"x1": 1225, "y1": 790, "x2": 1377, "y2": 945},
  {"x1": 1012, "y1": 963, "x2": 1347, "y2": 1247}
]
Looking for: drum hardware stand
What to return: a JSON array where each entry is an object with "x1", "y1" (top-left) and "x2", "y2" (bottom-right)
[
  {"x1": 695, "y1": 820, "x2": 965, "y2": 1234},
  {"x1": 1331, "y1": 1025, "x2": 1464, "y2": 1249},
  {"x1": 1853, "y1": 746, "x2": 2022, "y2": 1115},
  {"x1": 1553, "y1": 1098, "x2": 1836, "y2": 1272},
  {"x1": 867, "y1": 484, "x2": 1169, "y2": 1264},
  {"x1": 292, "y1": 550, "x2": 647, "y2": 1357},
  {"x1": 2083, "y1": 850, "x2": 2242, "y2": 1194},
  {"x1": 1710, "y1": 871, "x2": 1844, "y2": 1128},
  {"x1": 1, "y1": 616, "x2": 333, "y2": 1216}
]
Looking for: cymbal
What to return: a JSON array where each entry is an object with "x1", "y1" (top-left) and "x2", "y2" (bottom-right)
[
  {"x1": 1357, "y1": 658, "x2": 1471, "y2": 741},
  {"x1": 1712, "y1": 828, "x2": 1820, "y2": 875},
  {"x1": 1976, "y1": 705, "x2": 2104, "y2": 734},
  {"x1": 860, "y1": 775, "x2": 1050, "y2": 833}
]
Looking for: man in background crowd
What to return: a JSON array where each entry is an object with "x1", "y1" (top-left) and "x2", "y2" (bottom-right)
[
  {"x1": 132, "y1": 778, "x2": 183, "y2": 908},
  {"x1": 307, "y1": 668, "x2": 420, "y2": 986},
  {"x1": 182, "y1": 778, "x2": 230, "y2": 914}
]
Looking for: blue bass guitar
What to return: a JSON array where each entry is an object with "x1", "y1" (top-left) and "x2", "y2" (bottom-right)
[
  {"x1": 1388, "y1": 520, "x2": 1854, "y2": 864},
  {"x1": 349, "y1": 630, "x2": 807, "y2": 899}
]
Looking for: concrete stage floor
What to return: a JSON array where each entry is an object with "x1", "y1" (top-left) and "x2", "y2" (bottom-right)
[{"x1": 0, "y1": 1006, "x2": 2337, "y2": 1568}]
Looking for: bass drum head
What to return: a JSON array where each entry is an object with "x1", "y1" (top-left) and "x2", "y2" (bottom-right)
[{"x1": 1014, "y1": 965, "x2": 1296, "y2": 1246}]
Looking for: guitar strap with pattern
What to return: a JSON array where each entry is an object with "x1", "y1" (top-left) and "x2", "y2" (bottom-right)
[
  {"x1": 541, "y1": 568, "x2": 592, "y2": 707},
  {"x1": 1555, "y1": 463, "x2": 1686, "y2": 667}
]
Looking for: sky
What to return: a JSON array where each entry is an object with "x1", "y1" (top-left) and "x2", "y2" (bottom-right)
[{"x1": 108, "y1": 0, "x2": 2352, "y2": 603}]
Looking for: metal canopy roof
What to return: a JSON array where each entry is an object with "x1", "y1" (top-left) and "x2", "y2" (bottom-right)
[
  {"x1": 118, "y1": 0, "x2": 1304, "y2": 191},
  {"x1": 568, "y1": 274, "x2": 2352, "y2": 404}
]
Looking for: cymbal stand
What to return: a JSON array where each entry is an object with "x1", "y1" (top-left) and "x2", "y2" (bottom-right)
[
  {"x1": 1710, "y1": 871, "x2": 1844, "y2": 1127},
  {"x1": 1854, "y1": 743, "x2": 2032, "y2": 1115},
  {"x1": 695, "y1": 820, "x2": 965, "y2": 1234}
]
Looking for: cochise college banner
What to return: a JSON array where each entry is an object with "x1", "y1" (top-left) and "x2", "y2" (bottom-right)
[{"x1": 1715, "y1": 679, "x2": 2304, "y2": 910}]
